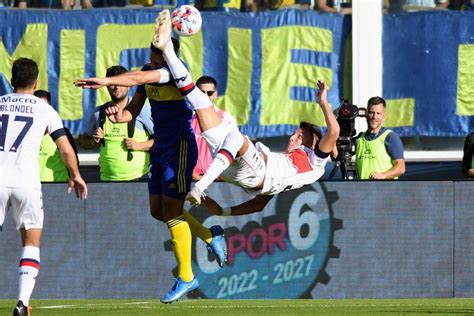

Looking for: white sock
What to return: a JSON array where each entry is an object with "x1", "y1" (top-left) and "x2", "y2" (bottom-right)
[
  {"x1": 196, "y1": 150, "x2": 234, "y2": 192},
  {"x1": 18, "y1": 246, "x2": 40, "y2": 306},
  {"x1": 196, "y1": 129, "x2": 244, "y2": 192},
  {"x1": 162, "y1": 46, "x2": 212, "y2": 110}
]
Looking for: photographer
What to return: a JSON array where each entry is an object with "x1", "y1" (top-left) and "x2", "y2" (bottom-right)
[{"x1": 355, "y1": 96, "x2": 405, "y2": 180}]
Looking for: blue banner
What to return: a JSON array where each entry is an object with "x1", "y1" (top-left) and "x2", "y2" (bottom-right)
[
  {"x1": 383, "y1": 11, "x2": 474, "y2": 136},
  {"x1": 1, "y1": 9, "x2": 473, "y2": 137},
  {"x1": 0, "y1": 9, "x2": 349, "y2": 137}
]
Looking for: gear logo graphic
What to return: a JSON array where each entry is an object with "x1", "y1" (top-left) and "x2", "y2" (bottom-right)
[{"x1": 173, "y1": 182, "x2": 342, "y2": 299}]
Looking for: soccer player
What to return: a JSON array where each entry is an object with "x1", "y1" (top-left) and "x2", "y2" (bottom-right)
[
  {"x1": 75, "y1": 41, "x2": 226, "y2": 303},
  {"x1": 0, "y1": 58, "x2": 88, "y2": 316},
  {"x1": 149, "y1": 9, "x2": 340, "y2": 214}
]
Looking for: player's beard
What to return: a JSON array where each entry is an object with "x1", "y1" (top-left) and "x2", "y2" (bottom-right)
[{"x1": 111, "y1": 93, "x2": 127, "y2": 104}]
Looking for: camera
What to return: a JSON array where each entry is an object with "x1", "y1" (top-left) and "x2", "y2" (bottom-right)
[{"x1": 334, "y1": 99, "x2": 367, "y2": 162}]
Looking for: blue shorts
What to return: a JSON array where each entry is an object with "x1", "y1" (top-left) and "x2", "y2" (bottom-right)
[{"x1": 148, "y1": 135, "x2": 197, "y2": 199}]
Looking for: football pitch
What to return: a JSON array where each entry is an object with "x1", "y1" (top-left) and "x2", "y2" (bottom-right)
[{"x1": 1, "y1": 298, "x2": 474, "y2": 315}]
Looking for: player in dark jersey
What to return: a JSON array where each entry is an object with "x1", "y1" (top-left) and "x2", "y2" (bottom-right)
[{"x1": 75, "y1": 42, "x2": 226, "y2": 304}]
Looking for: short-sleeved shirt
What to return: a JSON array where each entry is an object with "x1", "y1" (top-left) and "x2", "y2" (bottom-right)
[
  {"x1": 136, "y1": 63, "x2": 195, "y2": 150},
  {"x1": 0, "y1": 93, "x2": 65, "y2": 190},
  {"x1": 257, "y1": 143, "x2": 329, "y2": 196},
  {"x1": 85, "y1": 102, "x2": 154, "y2": 181},
  {"x1": 191, "y1": 108, "x2": 236, "y2": 175}
]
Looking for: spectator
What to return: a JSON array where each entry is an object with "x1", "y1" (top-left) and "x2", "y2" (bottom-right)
[
  {"x1": 450, "y1": 0, "x2": 474, "y2": 10},
  {"x1": 402, "y1": 0, "x2": 448, "y2": 11},
  {"x1": 462, "y1": 132, "x2": 474, "y2": 177},
  {"x1": 35, "y1": 90, "x2": 79, "y2": 182},
  {"x1": 195, "y1": 0, "x2": 257, "y2": 12},
  {"x1": 78, "y1": 65, "x2": 154, "y2": 181},
  {"x1": 355, "y1": 96, "x2": 405, "y2": 180},
  {"x1": 192, "y1": 76, "x2": 236, "y2": 181},
  {"x1": 269, "y1": 0, "x2": 311, "y2": 10},
  {"x1": 194, "y1": 0, "x2": 258, "y2": 12},
  {"x1": 16, "y1": 0, "x2": 92, "y2": 9},
  {"x1": 315, "y1": 0, "x2": 352, "y2": 14}
]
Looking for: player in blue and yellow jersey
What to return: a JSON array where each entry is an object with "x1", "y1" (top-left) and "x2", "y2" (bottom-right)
[{"x1": 75, "y1": 40, "x2": 227, "y2": 304}]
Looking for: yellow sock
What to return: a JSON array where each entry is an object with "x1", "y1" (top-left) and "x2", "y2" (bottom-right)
[
  {"x1": 183, "y1": 211, "x2": 212, "y2": 244},
  {"x1": 166, "y1": 215, "x2": 193, "y2": 282}
]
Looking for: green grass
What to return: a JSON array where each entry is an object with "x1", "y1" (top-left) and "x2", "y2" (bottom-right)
[{"x1": 2, "y1": 298, "x2": 474, "y2": 315}]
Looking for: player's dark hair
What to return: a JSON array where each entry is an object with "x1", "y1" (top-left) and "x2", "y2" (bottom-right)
[
  {"x1": 33, "y1": 89, "x2": 51, "y2": 104},
  {"x1": 367, "y1": 96, "x2": 386, "y2": 109},
  {"x1": 300, "y1": 121, "x2": 322, "y2": 141},
  {"x1": 150, "y1": 37, "x2": 180, "y2": 55},
  {"x1": 106, "y1": 65, "x2": 128, "y2": 77},
  {"x1": 196, "y1": 75, "x2": 217, "y2": 88},
  {"x1": 11, "y1": 58, "x2": 39, "y2": 89}
]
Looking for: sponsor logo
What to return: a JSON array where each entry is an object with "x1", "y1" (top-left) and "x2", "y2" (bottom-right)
[{"x1": 174, "y1": 75, "x2": 188, "y2": 83}]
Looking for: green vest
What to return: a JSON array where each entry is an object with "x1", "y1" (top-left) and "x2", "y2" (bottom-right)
[
  {"x1": 356, "y1": 130, "x2": 395, "y2": 180},
  {"x1": 99, "y1": 117, "x2": 150, "y2": 181},
  {"x1": 39, "y1": 135, "x2": 69, "y2": 182},
  {"x1": 472, "y1": 153, "x2": 474, "y2": 168}
]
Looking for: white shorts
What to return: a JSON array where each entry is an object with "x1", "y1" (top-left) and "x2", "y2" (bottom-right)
[
  {"x1": 220, "y1": 140, "x2": 266, "y2": 190},
  {"x1": 0, "y1": 187, "x2": 44, "y2": 230}
]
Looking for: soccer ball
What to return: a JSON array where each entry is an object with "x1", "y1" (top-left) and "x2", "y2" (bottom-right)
[{"x1": 171, "y1": 5, "x2": 202, "y2": 37}]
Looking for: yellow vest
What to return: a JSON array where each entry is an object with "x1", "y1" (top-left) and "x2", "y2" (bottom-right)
[
  {"x1": 39, "y1": 134, "x2": 69, "y2": 182},
  {"x1": 356, "y1": 130, "x2": 395, "y2": 180},
  {"x1": 99, "y1": 118, "x2": 150, "y2": 181}
]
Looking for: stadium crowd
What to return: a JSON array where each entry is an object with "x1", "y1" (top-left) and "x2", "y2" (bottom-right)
[{"x1": 1, "y1": 0, "x2": 473, "y2": 12}]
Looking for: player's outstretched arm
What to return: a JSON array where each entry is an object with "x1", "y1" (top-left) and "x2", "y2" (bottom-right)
[
  {"x1": 55, "y1": 135, "x2": 88, "y2": 200},
  {"x1": 316, "y1": 80, "x2": 340, "y2": 154},
  {"x1": 74, "y1": 77, "x2": 108, "y2": 89},
  {"x1": 202, "y1": 195, "x2": 273, "y2": 216},
  {"x1": 75, "y1": 69, "x2": 166, "y2": 89}
]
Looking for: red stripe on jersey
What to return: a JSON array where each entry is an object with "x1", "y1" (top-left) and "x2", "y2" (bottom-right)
[
  {"x1": 288, "y1": 148, "x2": 313, "y2": 173},
  {"x1": 179, "y1": 82, "x2": 195, "y2": 95},
  {"x1": 218, "y1": 149, "x2": 234, "y2": 164}
]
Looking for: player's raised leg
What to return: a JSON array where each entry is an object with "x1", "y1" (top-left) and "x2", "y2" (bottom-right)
[
  {"x1": 152, "y1": 9, "x2": 222, "y2": 128},
  {"x1": 153, "y1": 10, "x2": 245, "y2": 205}
]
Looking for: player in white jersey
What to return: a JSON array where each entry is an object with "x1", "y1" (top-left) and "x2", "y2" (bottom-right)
[
  {"x1": 77, "y1": 10, "x2": 338, "y2": 215},
  {"x1": 149, "y1": 10, "x2": 339, "y2": 214},
  {"x1": 90, "y1": 10, "x2": 339, "y2": 215},
  {"x1": 0, "y1": 58, "x2": 88, "y2": 316}
]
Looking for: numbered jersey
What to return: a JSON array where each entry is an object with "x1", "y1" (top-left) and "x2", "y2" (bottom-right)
[
  {"x1": 0, "y1": 93, "x2": 64, "y2": 189},
  {"x1": 257, "y1": 143, "x2": 328, "y2": 195}
]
